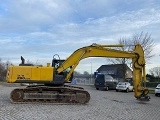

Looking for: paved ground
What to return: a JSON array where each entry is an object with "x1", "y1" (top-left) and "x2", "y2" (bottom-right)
[{"x1": 0, "y1": 84, "x2": 160, "y2": 120}]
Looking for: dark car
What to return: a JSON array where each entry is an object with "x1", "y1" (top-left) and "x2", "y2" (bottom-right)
[{"x1": 94, "y1": 74, "x2": 118, "y2": 91}]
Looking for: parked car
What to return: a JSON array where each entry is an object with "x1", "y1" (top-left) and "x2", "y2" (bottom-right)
[
  {"x1": 155, "y1": 84, "x2": 160, "y2": 96},
  {"x1": 116, "y1": 82, "x2": 133, "y2": 93},
  {"x1": 94, "y1": 74, "x2": 118, "y2": 91}
]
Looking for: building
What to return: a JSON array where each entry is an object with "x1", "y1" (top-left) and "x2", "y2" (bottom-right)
[{"x1": 96, "y1": 64, "x2": 133, "y2": 82}]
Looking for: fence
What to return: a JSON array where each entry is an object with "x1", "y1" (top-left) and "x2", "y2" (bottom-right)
[{"x1": 74, "y1": 78, "x2": 95, "y2": 85}]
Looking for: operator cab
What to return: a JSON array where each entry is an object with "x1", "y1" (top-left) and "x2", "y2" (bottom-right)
[{"x1": 51, "y1": 57, "x2": 73, "y2": 83}]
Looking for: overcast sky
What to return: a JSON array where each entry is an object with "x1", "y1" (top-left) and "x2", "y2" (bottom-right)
[{"x1": 0, "y1": 0, "x2": 160, "y2": 74}]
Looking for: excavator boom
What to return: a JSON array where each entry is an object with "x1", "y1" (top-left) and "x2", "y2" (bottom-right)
[{"x1": 57, "y1": 43, "x2": 136, "y2": 81}]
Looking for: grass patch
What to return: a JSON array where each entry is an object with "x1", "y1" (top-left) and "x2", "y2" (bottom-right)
[
  {"x1": 149, "y1": 90, "x2": 155, "y2": 94},
  {"x1": 0, "y1": 81, "x2": 6, "y2": 84}
]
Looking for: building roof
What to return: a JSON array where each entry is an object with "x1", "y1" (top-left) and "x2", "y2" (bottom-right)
[
  {"x1": 96, "y1": 64, "x2": 132, "y2": 78},
  {"x1": 97, "y1": 64, "x2": 131, "y2": 71}
]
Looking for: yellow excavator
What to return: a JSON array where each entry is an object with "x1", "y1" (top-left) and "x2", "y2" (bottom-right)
[{"x1": 6, "y1": 43, "x2": 150, "y2": 104}]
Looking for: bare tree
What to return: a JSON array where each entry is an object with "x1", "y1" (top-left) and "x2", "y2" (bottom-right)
[
  {"x1": 107, "y1": 37, "x2": 133, "y2": 64},
  {"x1": 108, "y1": 32, "x2": 154, "y2": 64},
  {"x1": 106, "y1": 32, "x2": 155, "y2": 80},
  {"x1": 26, "y1": 59, "x2": 34, "y2": 65},
  {"x1": 0, "y1": 59, "x2": 12, "y2": 81},
  {"x1": 149, "y1": 68, "x2": 154, "y2": 76},
  {"x1": 74, "y1": 71, "x2": 81, "y2": 75},
  {"x1": 107, "y1": 38, "x2": 133, "y2": 80},
  {"x1": 83, "y1": 71, "x2": 89, "y2": 75},
  {"x1": 131, "y1": 32, "x2": 155, "y2": 61},
  {"x1": 149, "y1": 67, "x2": 160, "y2": 77}
]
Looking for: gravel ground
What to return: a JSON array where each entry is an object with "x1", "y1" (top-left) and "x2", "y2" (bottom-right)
[{"x1": 0, "y1": 84, "x2": 160, "y2": 120}]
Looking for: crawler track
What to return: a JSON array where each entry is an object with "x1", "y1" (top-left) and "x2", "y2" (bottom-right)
[{"x1": 10, "y1": 85, "x2": 90, "y2": 104}]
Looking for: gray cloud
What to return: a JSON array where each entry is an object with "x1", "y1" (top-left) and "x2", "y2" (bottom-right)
[{"x1": 0, "y1": 0, "x2": 160, "y2": 73}]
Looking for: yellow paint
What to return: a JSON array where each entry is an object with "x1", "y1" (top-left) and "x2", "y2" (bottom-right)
[{"x1": 7, "y1": 66, "x2": 53, "y2": 83}]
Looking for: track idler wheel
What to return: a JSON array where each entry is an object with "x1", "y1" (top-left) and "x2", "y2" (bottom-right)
[{"x1": 10, "y1": 89, "x2": 24, "y2": 102}]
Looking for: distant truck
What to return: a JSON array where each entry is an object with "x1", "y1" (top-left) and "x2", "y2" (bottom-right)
[{"x1": 94, "y1": 74, "x2": 118, "y2": 91}]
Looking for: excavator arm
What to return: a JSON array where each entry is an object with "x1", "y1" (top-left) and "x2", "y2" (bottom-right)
[{"x1": 56, "y1": 43, "x2": 150, "y2": 101}]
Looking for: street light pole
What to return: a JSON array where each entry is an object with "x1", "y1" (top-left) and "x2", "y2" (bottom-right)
[{"x1": 90, "y1": 62, "x2": 92, "y2": 84}]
